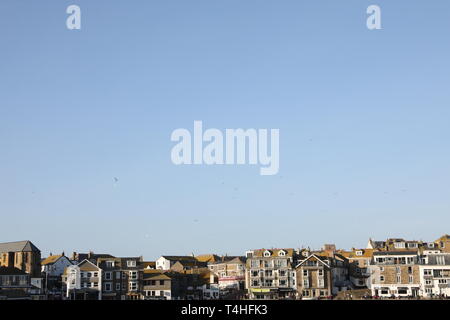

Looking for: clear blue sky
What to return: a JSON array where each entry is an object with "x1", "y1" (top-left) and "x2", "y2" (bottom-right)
[{"x1": 1, "y1": 1, "x2": 449, "y2": 259}]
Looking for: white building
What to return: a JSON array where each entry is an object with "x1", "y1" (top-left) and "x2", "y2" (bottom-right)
[
  {"x1": 156, "y1": 256, "x2": 197, "y2": 270},
  {"x1": 419, "y1": 252, "x2": 450, "y2": 298},
  {"x1": 62, "y1": 260, "x2": 102, "y2": 300},
  {"x1": 42, "y1": 254, "x2": 73, "y2": 277}
]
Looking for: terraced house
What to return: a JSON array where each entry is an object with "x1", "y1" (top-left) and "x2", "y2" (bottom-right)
[
  {"x1": 97, "y1": 256, "x2": 143, "y2": 300},
  {"x1": 41, "y1": 253, "x2": 73, "y2": 297},
  {"x1": 419, "y1": 250, "x2": 450, "y2": 297},
  {"x1": 369, "y1": 251, "x2": 421, "y2": 298},
  {"x1": 339, "y1": 248, "x2": 374, "y2": 288},
  {"x1": 208, "y1": 256, "x2": 246, "y2": 291},
  {"x1": 295, "y1": 252, "x2": 350, "y2": 299},
  {"x1": 142, "y1": 270, "x2": 173, "y2": 300},
  {"x1": 245, "y1": 249, "x2": 297, "y2": 300},
  {"x1": 62, "y1": 259, "x2": 102, "y2": 300}
]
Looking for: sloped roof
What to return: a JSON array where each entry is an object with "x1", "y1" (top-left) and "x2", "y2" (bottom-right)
[
  {"x1": 0, "y1": 266, "x2": 28, "y2": 276},
  {"x1": 78, "y1": 259, "x2": 101, "y2": 271},
  {"x1": 338, "y1": 249, "x2": 375, "y2": 259},
  {"x1": 211, "y1": 256, "x2": 246, "y2": 265},
  {"x1": 161, "y1": 256, "x2": 197, "y2": 262},
  {"x1": 0, "y1": 241, "x2": 40, "y2": 253},
  {"x1": 143, "y1": 270, "x2": 171, "y2": 280},
  {"x1": 195, "y1": 254, "x2": 221, "y2": 263},
  {"x1": 252, "y1": 248, "x2": 295, "y2": 257},
  {"x1": 436, "y1": 234, "x2": 450, "y2": 242},
  {"x1": 41, "y1": 255, "x2": 63, "y2": 265},
  {"x1": 142, "y1": 261, "x2": 156, "y2": 269}
]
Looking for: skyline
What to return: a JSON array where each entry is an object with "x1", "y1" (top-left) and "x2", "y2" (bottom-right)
[
  {"x1": 3, "y1": 233, "x2": 449, "y2": 261},
  {"x1": 1, "y1": 0, "x2": 450, "y2": 259}
]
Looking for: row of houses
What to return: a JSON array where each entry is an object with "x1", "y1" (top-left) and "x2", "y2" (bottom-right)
[{"x1": 1, "y1": 234, "x2": 450, "y2": 300}]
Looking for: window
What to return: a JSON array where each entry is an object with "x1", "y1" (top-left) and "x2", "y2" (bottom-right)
[
  {"x1": 160, "y1": 291, "x2": 164, "y2": 296},
  {"x1": 127, "y1": 260, "x2": 137, "y2": 267},
  {"x1": 252, "y1": 280, "x2": 259, "y2": 286},
  {"x1": 394, "y1": 242, "x2": 406, "y2": 249},
  {"x1": 251, "y1": 271, "x2": 258, "y2": 277},
  {"x1": 106, "y1": 261, "x2": 114, "y2": 268},
  {"x1": 439, "y1": 279, "x2": 447, "y2": 285},
  {"x1": 318, "y1": 269, "x2": 324, "y2": 277},
  {"x1": 424, "y1": 269, "x2": 432, "y2": 276},
  {"x1": 105, "y1": 272, "x2": 112, "y2": 280},
  {"x1": 303, "y1": 279, "x2": 309, "y2": 288},
  {"x1": 356, "y1": 251, "x2": 363, "y2": 256},
  {"x1": 425, "y1": 279, "x2": 432, "y2": 285},
  {"x1": 251, "y1": 260, "x2": 260, "y2": 268},
  {"x1": 318, "y1": 278, "x2": 325, "y2": 288},
  {"x1": 93, "y1": 272, "x2": 98, "y2": 277},
  {"x1": 116, "y1": 272, "x2": 121, "y2": 279},
  {"x1": 278, "y1": 250, "x2": 286, "y2": 257},
  {"x1": 129, "y1": 271, "x2": 138, "y2": 280},
  {"x1": 87, "y1": 272, "x2": 92, "y2": 277},
  {"x1": 409, "y1": 275, "x2": 413, "y2": 284},
  {"x1": 104, "y1": 283, "x2": 112, "y2": 292},
  {"x1": 437, "y1": 256, "x2": 445, "y2": 265},
  {"x1": 129, "y1": 282, "x2": 137, "y2": 291},
  {"x1": 397, "y1": 275, "x2": 401, "y2": 283},
  {"x1": 159, "y1": 280, "x2": 164, "y2": 285},
  {"x1": 303, "y1": 270, "x2": 308, "y2": 277},
  {"x1": 398, "y1": 289, "x2": 408, "y2": 295},
  {"x1": 263, "y1": 251, "x2": 271, "y2": 257},
  {"x1": 380, "y1": 276, "x2": 385, "y2": 282},
  {"x1": 116, "y1": 283, "x2": 121, "y2": 290}
]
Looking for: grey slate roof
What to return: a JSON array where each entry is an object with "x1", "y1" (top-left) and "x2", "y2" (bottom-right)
[{"x1": 0, "y1": 240, "x2": 40, "y2": 253}]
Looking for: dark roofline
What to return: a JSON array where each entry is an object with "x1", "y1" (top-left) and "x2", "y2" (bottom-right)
[{"x1": 373, "y1": 251, "x2": 417, "y2": 256}]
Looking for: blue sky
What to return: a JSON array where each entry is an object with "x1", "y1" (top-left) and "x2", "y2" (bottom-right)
[{"x1": 1, "y1": 1, "x2": 450, "y2": 259}]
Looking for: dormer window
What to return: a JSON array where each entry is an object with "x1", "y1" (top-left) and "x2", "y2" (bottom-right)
[
  {"x1": 263, "y1": 250, "x2": 271, "y2": 257},
  {"x1": 394, "y1": 242, "x2": 406, "y2": 249},
  {"x1": 127, "y1": 260, "x2": 136, "y2": 267},
  {"x1": 278, "y1": 250, "x2": 286, "y2": 257},
  {"x1": 356, "y1": 251, "x2": 363, "y2": 256}
]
